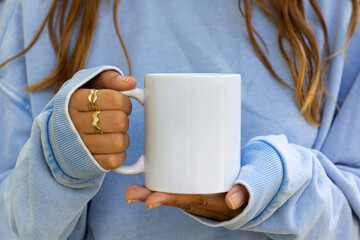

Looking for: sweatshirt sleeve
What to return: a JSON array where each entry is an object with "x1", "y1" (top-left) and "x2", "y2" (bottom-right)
[{"x1": 0, "y1": 64, "x2": 124, "y2": 239}]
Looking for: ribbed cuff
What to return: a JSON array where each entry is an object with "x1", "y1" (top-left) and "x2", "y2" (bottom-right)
[
  {"x1": 48, "y1": 65, "x2": 123, "y2": 181},
  {"x1": 184, "y1": 135, "x2": 285, "y2": 229}
]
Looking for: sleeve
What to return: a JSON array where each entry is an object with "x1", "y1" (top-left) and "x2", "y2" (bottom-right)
[
  {"x1": 0, "y1": 65, "x2": 124, "y2": 239},
  {"x1": 0, "y1": 3, "x2": 125, "y2": 238}
]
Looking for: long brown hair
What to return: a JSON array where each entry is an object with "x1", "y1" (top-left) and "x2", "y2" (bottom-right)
[
  {"x1": 0, "y1": 0, "x2": 130, "y2": 90},
  {"x1": 240, "y1": 0, "x2": 359, "y2": 125},
  {"x1": 0, "y1": 0, "x2": 358, "y2": 125}
]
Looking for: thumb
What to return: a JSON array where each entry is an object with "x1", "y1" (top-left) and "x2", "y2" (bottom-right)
[
  {"x1": 225, "y1": 184, "x2": 249, "y2": 210},
  {"x1": 85, "y1": 70, "x2": 137, "y2": 90}
]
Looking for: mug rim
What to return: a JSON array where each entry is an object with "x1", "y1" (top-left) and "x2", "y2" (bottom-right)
[{"x1": 145, "y1": 73, "x2": 241, "y2": 78}]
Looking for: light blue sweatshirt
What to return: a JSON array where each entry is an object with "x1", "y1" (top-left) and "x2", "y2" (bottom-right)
[{"x1": 0, "y1": 0, "x2": 359, "y2": 239}]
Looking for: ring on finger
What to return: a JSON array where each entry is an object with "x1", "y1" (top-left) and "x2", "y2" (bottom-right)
[
  {"x1": 88, "y1": 89, "x2": 99, "y2": 111},
  {"x1": 92, "y1": 110, "x2": 103, "y2": 134}
]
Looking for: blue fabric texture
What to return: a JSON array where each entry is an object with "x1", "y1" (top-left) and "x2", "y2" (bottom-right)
[{"x1": 0, "y1": 0, "x2": 359, "y2": 239}]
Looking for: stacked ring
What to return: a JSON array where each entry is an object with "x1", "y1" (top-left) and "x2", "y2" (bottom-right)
[
  {"x1": 92, "y1": 110, "x2": 103, "y2": 134},
  {"x1": 88, "y1": 89, "x2": 99, "y2": 111},
  {"x1": 88, "y1": 89, "x2": 103, "y2": 134}
]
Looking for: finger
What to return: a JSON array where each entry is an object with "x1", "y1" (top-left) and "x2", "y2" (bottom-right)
[
  {"x1": 145, "y1": 192, "x2": 240, "y2": 217},
  {"x1": 145, "y1": 192, "x2": 224, "y2": 210},
  {"x1": 145, "y1": 192, "x2": 237, "y2": 221},
  {"x1": 175, "y1": 205, "x2": 232, "y2": 222},
  {"x1": 125, "y1": 184, "x2": 153, "y2": 203},
  {"x1": 70, "y1": 89, "x2": 132, "y2": 114},
  {"x1": 72, "y1": 110, "x2": 129, "y2": 134},
  {"x1": 84, "y1": 70, "x2": 137, "y2": 90},
  {"x1": 225, "y1": 184, "x2": 249, "y2": 210},
  {"x1": 93, "y1": 152, "x2": 126, "y2": 170},
  {"x1": 81, "y1": 133, "x2": 130, "y2": 154}
]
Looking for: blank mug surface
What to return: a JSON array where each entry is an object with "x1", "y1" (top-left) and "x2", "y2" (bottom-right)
[
  {"x1": 144, "y1": 73, "x2": 241, "y2": 194},
  {"x1": 114, "y1": 73, "x2": 241, "y2": 194}
]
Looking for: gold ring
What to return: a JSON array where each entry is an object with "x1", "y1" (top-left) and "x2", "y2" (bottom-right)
[
  {"x1": 92, "y1": 110, "x2": 103, "y2": 134},
  {"x1": 88, "y1": 89, "x2": 99, "y2": 111}
]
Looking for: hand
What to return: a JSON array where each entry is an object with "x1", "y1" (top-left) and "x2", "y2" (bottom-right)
[
  {"x1": 69, "y1": 70, "x2": 136, "y2": 169},
  {"x1": 125, "y1": 184, "x2": 249, "y2": 221}
]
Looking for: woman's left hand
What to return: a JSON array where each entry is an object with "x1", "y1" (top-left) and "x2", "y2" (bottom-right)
[{"x1": 124, "y1": 184, "x2": 249, "y2": 221}]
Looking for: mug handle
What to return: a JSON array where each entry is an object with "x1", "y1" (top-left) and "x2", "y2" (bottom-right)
[{"x1": 112, "y1": 88, "x2": 145, "y2": 175}]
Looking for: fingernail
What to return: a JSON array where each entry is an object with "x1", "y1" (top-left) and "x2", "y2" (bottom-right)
[
  {"x1": 127, "y1": 199, "x2": 141, "y2": 204},
  {"x1": 228, "y1": 192, "x2": 244, "y2": 210},
  {"x1": 128, "y1": 77, "x2": 136, "y2": 85},
  {"x1": 117, "y1": 76, "x2": 135, "y2": 83},
  {"x1": 126, "y1": 185, "x2": 137, "y2": 191},
  {"x1": 147, "y1": 203, "x2": 161, "y2": 209}
]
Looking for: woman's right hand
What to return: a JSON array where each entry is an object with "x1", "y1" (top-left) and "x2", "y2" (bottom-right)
[{"x1": 68, "y1": 70, "x2": 136, "y2": 170}]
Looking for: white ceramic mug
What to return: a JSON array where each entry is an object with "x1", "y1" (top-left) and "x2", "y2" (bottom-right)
[{"x1": 113, "y1": 73, "x2": 241, "y2": 194}]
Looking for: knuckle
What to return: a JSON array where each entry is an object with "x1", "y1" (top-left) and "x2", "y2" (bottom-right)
[
  {"x1": 125, "y1": 97, "x2": 132, "y2": 114},
  {"x1": 117, "y1": 112, "x2": 129, "y2": 132},
  {"x1": 116, "y1": 95, "x2": 125, "y2": 108},
  {"x1": 110, "y1": 134, "x2": 125, "y2": 150},
  {"x1": 102, "y1": 91, "x2": 114, "y2": 104},
  {"x1": 110, "y1": 112, "x2": 122, "y2": 127},
  {"x1": 113, "y1": 93, "x2": 123, "y2": 105},
  {"x1": 103, "y1": 155, "x2": 121, "y2": 169},
  {"x1": 119, "y1": 94, "x2": 131, "y2": 113},
  {"x1": 122, "y1": 134, "x2": 130, "y2": 150},
  {"x1": 121, "y1": 151, "x2": 127, "y2": 161},
  {"x1": 110, "y1": 134, "x2": 129, "y2": 151},
  {"x1": 102, "y1": 91, "x2": 120, "y2": 106}
]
